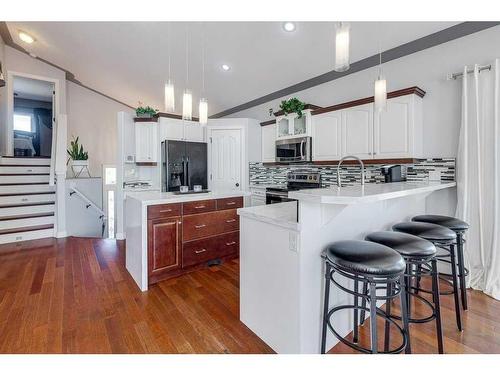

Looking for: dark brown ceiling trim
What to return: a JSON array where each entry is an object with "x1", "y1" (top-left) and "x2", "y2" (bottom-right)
[
  {"x1": 212, "y1": 22, "x2": 500, "y2": 119},
  {"x1": 260, "y1": 86, "x2": 425, "y2": 124},
  {"x1": 134, "y1": 117, "x2": 158, "y2": 123},
  {"x1": 157, "y1": 112, "x2": 199, "y2": 122},
  {"x1": 312, "y1": 86, "x2": 425, "y2": 116},
  {"x1": 273, "y1": 103, "x2": 321, "y2": 117}
]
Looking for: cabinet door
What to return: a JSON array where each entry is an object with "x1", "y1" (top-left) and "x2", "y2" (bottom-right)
[
  {"x1": 374, "y1": 95, "x2": 412, "y2": 158},
  {"x1": 261, "y1": 124, "x2": 276, "y2": 162},
  {"x1": 161, "y1": 118, "x2": 184, "y2": 141},
  {"x1": 184, "y1": 121, "x2": 205, "y2": 142},
  {"x1": 148, "y1": 217, "x2": 182, "y2": 279},
  {"x1": 341, "y1": 104, "x2": 373, "y2": 159},
  {"x1": 135, "y1": 122, "x2": 157, "y2": 162},
  {"x1": 312, "y1": 111, "x2": 342, "y2": 161}
]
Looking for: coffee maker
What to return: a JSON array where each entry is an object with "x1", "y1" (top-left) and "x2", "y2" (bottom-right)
[{"x1": 381, "y1": 165, "x2": 403, "y2": 183}]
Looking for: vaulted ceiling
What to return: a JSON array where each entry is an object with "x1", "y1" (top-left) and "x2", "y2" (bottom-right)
[{"x1": 6, "y1": 22, "x2": 459, "y2": 116}]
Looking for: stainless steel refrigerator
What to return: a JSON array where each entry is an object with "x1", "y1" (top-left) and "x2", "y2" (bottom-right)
[{"x1": 161, "y1": 140, "x2": 208, "y2": 192}]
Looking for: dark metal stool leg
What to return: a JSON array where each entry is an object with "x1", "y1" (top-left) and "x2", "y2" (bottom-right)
[
  {"x1": 415, "y1": 264, "x2": 422, "y2": 295},
  {"x1": 384, "y1": 282, "x2": 392, "y2": 352},
  {"x1": 369, "y1": 282, "x2": 378, "y2": 354},
  {"x1": 405, "y1": 264, "x2": 412, "y2": 321},
  {"x1": 321, "y1": 263, "x2": 332, "y2": 354},
  {"x1": 431, "y1": 258, "x2": 444, "y2": 353},
  {"x1": 399, "y1": 275, "x2": 412, "y2": 354},
  {"x1": 456, "y1": 232, "x2": 468, "y2": 310},
  {"x1": 360, "y1": 281, "x2": 368, "y2": 325},
  {"x1": 353, "y1": 279, "x2": 359, "y2": 344},
  {"x1": 449, "y1": 244, "x2": 463, "y2": 331}
]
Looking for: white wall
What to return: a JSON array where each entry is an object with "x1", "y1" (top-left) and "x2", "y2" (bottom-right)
[
  {"x1": 0, "y1": 36, "x2": 7, "y2": 155},
  {"x1": 66, "y1": 81, "x2": 132, "y2": 177},
  {"x1": 228, "y1": 26, "x2": 500, "y2": 158}
]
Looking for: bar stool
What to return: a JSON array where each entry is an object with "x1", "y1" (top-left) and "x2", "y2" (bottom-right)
[
  {"x1": 412, "y1": 215, "x2": 470, "y2": 310},
  {"x1": 321, "y1": 240, "x2": 411, "y2": 354},
  {"x1": 365, "y1": 231, "x2": 444, "y2": 353},
  {"x1": 392, "y1": 221, "x2": 462, "y2": 331}
]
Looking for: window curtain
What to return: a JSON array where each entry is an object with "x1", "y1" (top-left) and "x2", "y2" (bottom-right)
[{"x1": 456, "y1": 59, "x2": 500, "y2": 300}]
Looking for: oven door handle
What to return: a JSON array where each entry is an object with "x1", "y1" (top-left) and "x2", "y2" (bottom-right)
[{"x1": 300, "y1": 139, "x2": 305, "y2": 160}]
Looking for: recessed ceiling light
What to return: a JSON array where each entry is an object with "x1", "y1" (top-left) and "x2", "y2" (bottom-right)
[
  {"x1": 18, "y1": 31, "x2": 35, "y2": 44},
  {"x1": 283, "y1": 22, "x2": 296, "y2": 32},
  {"x1": 221, "y1": 64, "x2": 230, "y2": 71}
]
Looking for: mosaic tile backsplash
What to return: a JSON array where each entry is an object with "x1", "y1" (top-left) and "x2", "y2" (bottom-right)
[{"x1": 249, "y1": 158, "x2": 455, "y2": 187}]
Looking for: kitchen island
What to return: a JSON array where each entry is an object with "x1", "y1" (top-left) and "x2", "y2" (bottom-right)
[
  {"x1": 126, "y1": 190, "x2": 249, "y2": 291},
  {"x1": 237, "y1": 181, "x2": 456, "y2": 354}
]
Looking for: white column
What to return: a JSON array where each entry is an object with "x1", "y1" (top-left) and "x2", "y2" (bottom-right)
[{"x1": 55, "y1": 114, "x2": 68, "y2": 238}]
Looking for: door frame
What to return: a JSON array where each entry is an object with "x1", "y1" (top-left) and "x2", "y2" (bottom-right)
[
  {"x1": 206, "y1": 125, "x2": 246, "y2": 192},
  {"x1": 6, "y1": 70, "x2": 61, "y2": 157}
]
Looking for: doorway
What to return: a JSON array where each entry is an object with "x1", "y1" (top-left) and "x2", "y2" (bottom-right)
[{"x1": 208, "y1": 128, "x2": 243, "y2": 192}]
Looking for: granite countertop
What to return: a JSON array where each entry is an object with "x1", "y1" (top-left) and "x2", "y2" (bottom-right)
[
  {"x1": 288, "y1": 181, "x2": 456, "y2": 204},
  {"x1": 237, "y1": 201, "x2": 299, "y2": 231},
  {"x1": 126, "y1": 190, "x2": 250, "y2": 206}
]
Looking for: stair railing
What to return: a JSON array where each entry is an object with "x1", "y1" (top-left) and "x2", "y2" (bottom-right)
[{"x1": 69, "y1": 187, "x2": 107, "y2": 237}]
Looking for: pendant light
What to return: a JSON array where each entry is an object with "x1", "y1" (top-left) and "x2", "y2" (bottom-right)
[
  {"x1": 182, "y1": 25, "x2": 193, "y2": 121},
  {"x1": 334, "y1": 22, "x2": 350, "y2": 72},
  {"x1": 374, "y1": 29, "x2": 387, "y2": 112},
  {"x1": 199, "y1": 25, "x2": 208, "y2": 125},
  {"x1": 164, "y1": 23, "x2": 175, "y2": 113}
]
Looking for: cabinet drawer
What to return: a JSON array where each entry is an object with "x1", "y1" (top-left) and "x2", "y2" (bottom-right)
[
  {"x1": 182, "y1": 231, "x2": 239, "y2": 268},
  {"x1": 147, "y1": 203, "x2": 182, "y2": 220},
  {"x1": 183, "y1": 209, "x2": 239, "y2": 241},
  {"x1": 216, "y1": 196, "x2": 243, "y2": 211},
  {"x1": 182, "y1": 199, "x2": 216, "y2": 215}
]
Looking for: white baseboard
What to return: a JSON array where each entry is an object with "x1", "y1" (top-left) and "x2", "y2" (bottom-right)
[{"x1": 56, "y1": 231, "x2": 68, "y2": 238}]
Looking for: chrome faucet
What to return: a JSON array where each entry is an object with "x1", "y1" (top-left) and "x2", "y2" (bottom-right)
[{"x1": 337, "y1": 155, "x2": 365, "y2": 187}]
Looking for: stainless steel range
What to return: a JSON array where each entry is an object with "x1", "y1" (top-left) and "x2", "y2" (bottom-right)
[{"x1": 265, "y1": 171, "x2": 321, "y2": 205}]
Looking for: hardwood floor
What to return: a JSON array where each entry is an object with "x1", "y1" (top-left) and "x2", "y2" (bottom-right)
[{"x1": 0, "y1": 237, "x2": 499, "y2": 354}]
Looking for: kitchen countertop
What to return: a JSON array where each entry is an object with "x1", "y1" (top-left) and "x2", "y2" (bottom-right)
[
  {"x1": 237, "y1": 201, "x2": 299, "y2": 231},
  {"x1": 288, "y1": 181, "x2": 456, "y2": 204},
  {"x1": 126, "y1": 190, "x2": 250, "y2": 206}
]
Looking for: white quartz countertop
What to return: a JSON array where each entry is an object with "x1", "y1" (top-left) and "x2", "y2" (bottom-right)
[
  {"x1": 288, "y1": 181, "x2": 456, "y2": 204},
  {"x1": 126, "y1": 190, "x2": 250, "y2": 206},
  {"x1": 237, "y1": 201, "x2": 299, "y2": 231}
]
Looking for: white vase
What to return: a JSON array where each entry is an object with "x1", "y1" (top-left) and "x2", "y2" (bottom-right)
[{"x1": 70, "y1": 159, "x2": 90, "y2": 177}]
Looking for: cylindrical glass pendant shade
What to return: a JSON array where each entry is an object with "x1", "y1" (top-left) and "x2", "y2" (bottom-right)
[
  {"x1": 182, "y1": 89, "x2": 192, "y2": 121},
  {"x1": 199, "y1": 98, "x2": 208, "y2": 125},
  {"x1": 374, "y1": 76, "x2": 387, "y2": 112},
  {"x1": 164, "y1": 80, "x2": 175, "y2": 113},
  {"x1": 334, "y1": 23, "x2": 350, "y2": 72}
]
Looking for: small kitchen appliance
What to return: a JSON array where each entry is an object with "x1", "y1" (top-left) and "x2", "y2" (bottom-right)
[{"x1": 381, "y1": 165, "x2": 404, "y2": 183}]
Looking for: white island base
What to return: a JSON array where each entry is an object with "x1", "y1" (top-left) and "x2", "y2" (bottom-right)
[{"x1": 237, "y1": 182, "x2": 456, "y2": 354}]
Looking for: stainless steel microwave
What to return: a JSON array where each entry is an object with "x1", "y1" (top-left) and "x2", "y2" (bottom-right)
[{"x1": 275, "y1": 136, "x2": 312, "y2": 163}]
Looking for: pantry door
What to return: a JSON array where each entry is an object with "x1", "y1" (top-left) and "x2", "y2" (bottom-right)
[{"x1": 208, "y1": 128, "x2": 242, "y2": 192}]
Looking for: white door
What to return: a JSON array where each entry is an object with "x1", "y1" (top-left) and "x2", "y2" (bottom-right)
[
  {"x1": 184, "y1": 121, "x2": 205, "y2": 142},
  {"x1": 209, "y1": 128, "x2": 242, "y2": 191},
  {"x1": 374, "y1": 95, "x2": 412, "y2": 158},
  {"x1": 312, "y1": 111, "x2": 342, "y2": 161},
  {"x1": 160, "y1": 118, "x2": 184, "y2": 141},
  {"x1": 135, "y1": 123, "x2": 157, "y2": 162},
  {"x1": 261, "y1": 124, "x2": 276, "y2": 162},
  {"x1": 341, "y1": 104, "x2": 374, "y2": 159}
]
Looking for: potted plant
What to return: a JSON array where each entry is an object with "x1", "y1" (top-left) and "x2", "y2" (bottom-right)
[
  {"x1": 279, "y1": 97, "x2": 307, "y2": 118},
  {"x1": 67, "y1": 136, "x2": 89, "y2": 177},
  {"x1": 136, "y1": 102, "x2": 158, "y2": 118}
]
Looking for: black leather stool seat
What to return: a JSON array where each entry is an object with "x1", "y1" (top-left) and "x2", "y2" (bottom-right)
[
  {"x1": 392, "y1": 222, "x2": 456, "y2": 242},
  {"x1": 325, "y1": 240, "x2": 406, "y2": 276},
  {"x1": 412, "y1": 215, "x2": 469, "y2": 232},
  {"x1": 365, "y1": 231, "x2": 436, "y2": 258}
]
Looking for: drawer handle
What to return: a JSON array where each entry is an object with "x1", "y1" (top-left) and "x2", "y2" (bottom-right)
[
  {"x1": 195, "y1": 249, "x2": 207, "y2": 254},
  {"x1": 195, "y1": 224, "x2": 206, "y2": 229},
  {"x1": 225, "y1": 219, "x2": 236, "y2": 223},
  {"x1": 194, "y1": 205, "x2": 206, "y2": 209},
  {"x1": 226, "y1": 202, "x2": 236, "y2": 205},
  {"x1": 226, "y1": 241, "x2": 236, "y2": 246},
  {"x1": 160, "y1": 209, "x2": 172, "y2": 213}
]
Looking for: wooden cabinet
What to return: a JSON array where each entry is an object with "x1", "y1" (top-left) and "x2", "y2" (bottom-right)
[
  {"x1": 341, "y1": 103, "x2": 374, "y2": 159},
  {"x1": 135, "y1": 122, "x2": 158, "y2": 162},
  {"x1": 312, "y1": 111, "x2": 342, "y2": 161},
  {"x1": 147, "y1": 197, "x2": 242, "y2": 285},
  {"x1": 160, "y1": 117, "x2": 206, "y2": 142},
  {"x1": 262, "y1": 123, "x2": 276, "y2": 162},
  {"x1": 147, "y1": 216, "x2": 182, "y2": 280}
]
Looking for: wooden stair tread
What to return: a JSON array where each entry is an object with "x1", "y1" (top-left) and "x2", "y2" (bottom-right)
[
  {"x1": 0, "y1": 192, "x2": 55, "y2": 197},
  {"x1": 0, "y1": 164, "x2": 50, "y2": 167},
  {"x1": 1, "y1": 156, "x2": 51, "y2": 159},
  {"x1": 0, "y1": 173, "x2": 50, "y2": 176},
  {"x1": 0, "y1": 182, "x2": 50, "y2": 186},
  {"x1": 0, "y1": 202, "x2": 56, "y2": 209},
  {"x1": 0, "y1": 224, "x2": 54, "y2": 235},
  {"x1": 0, "y1": 212, "x2": 55, "y2": 221}
]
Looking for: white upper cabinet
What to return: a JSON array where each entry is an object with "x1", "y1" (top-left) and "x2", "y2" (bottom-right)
[
  {"x1": 275, "y1": 110, "x2": 313, "y2": 140},
  {"x1": 262, "y1": 123, "x2": 277, "y2": 162},
  {"x1": 374, "y1": 94, "x2": 422, "y2": 158},
  {"x1": 341, "y1": 103, "x2": 374, "y2": 159},
  {"x1": 135, "y1": 122, "x2": 158, "y2": 163},
  {"x1": 312, "y1": 111, "x2": 342, "y2": 161},
  {"x1": 159, "y1": 117, "x2": 206, "y2": 142}
]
